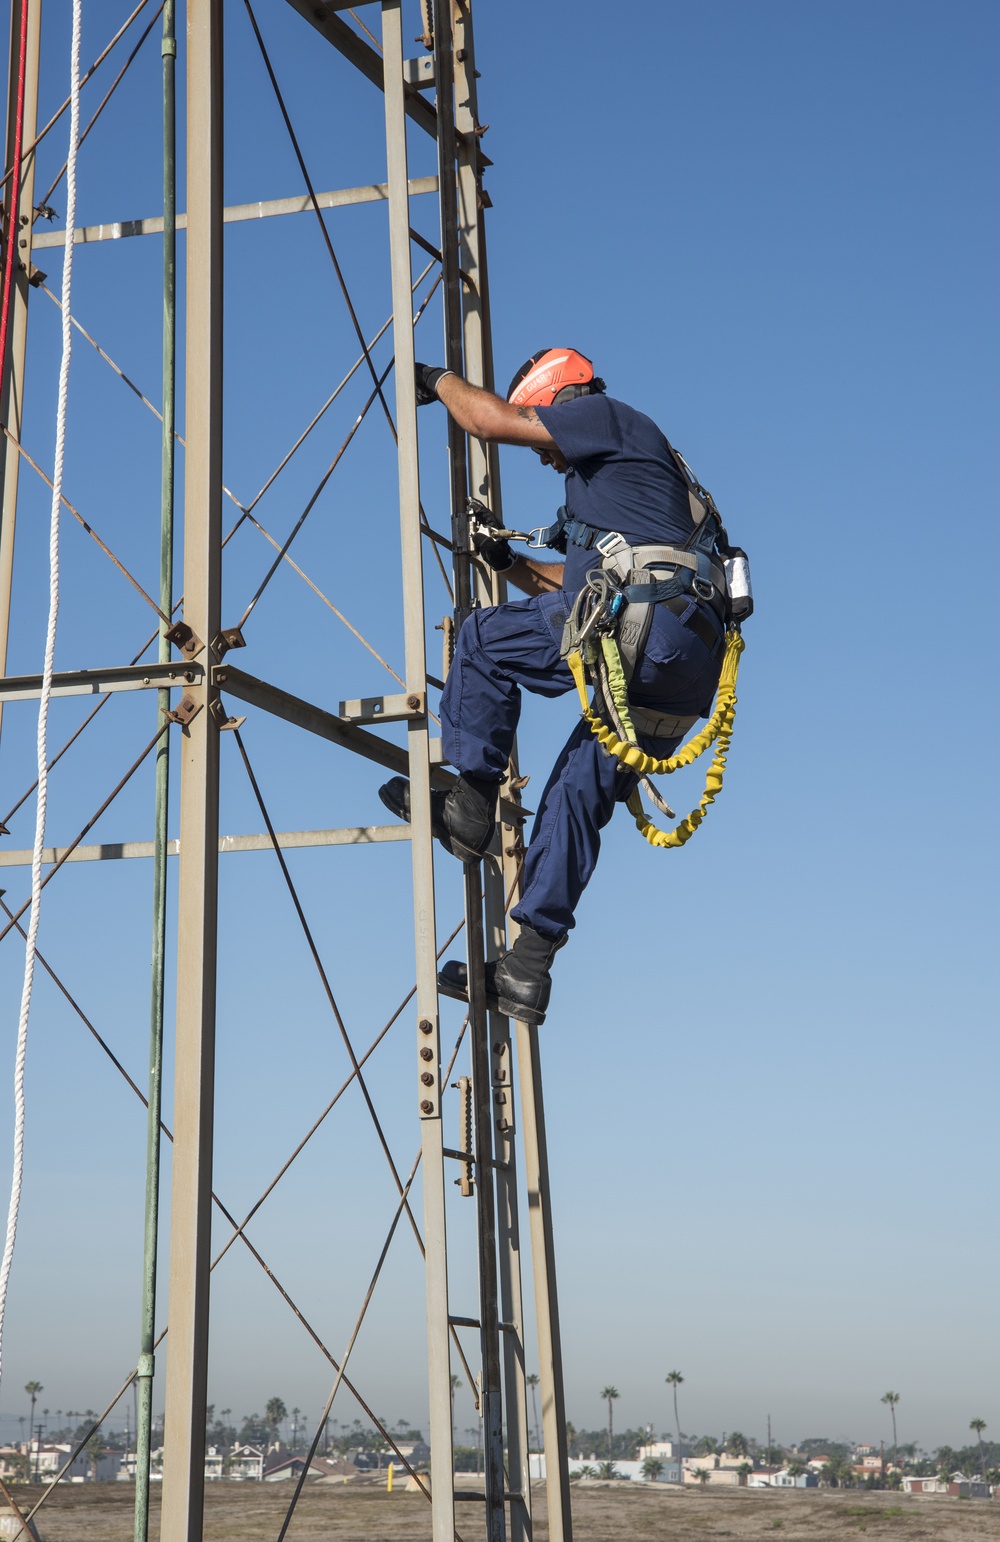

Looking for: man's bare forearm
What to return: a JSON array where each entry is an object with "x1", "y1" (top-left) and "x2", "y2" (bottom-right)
[
  {"x1": 436, "y1": 373, "x2": 554, "y2": 448},
  {"x1": 506, "y1": 556, "x2": 564, "y2": 597}
]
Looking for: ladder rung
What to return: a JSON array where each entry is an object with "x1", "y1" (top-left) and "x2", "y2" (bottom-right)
[{"x1": 448, "y1": 1315, "x2": 480, "y2": 1329}]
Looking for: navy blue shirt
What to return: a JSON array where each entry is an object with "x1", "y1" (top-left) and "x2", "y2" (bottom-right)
[{"x1": 536, "y1": 394, "x2": 694, "y2": 594}]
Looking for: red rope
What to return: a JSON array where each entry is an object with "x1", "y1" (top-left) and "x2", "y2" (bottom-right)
[{"x1": 0, "y1": 0, "x2": 30, "y2": 393}]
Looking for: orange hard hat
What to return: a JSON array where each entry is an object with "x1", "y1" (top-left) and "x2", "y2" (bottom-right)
[{"x1": 506, "y1": 348, "x2": 605, "y2": 409}]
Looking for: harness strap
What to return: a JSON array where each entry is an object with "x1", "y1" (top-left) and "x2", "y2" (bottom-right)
[{"x1": 628, "y1": 701, "x2": 699, "y2": 739}]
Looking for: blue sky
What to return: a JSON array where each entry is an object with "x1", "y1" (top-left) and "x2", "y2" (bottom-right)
[{"x1": 0, "y1": 0, "x2": 996, "y2": 1458}]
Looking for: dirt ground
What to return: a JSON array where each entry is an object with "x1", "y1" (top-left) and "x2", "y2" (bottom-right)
[{"x1": 5, "y1": 1477, "x2": 1000, "y2": 1541}]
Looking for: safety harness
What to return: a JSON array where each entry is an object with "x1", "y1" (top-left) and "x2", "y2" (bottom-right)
[{"x1": 541, "y1": 440, "x2": 751, "y2": 850}]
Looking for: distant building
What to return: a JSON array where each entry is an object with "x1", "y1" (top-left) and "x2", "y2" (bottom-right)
[
  {"x1": 680, "y1": 1451, "x2": 754, "y2": 1486},
  {"x1": 749, "y1": 1470, "x2": 817, "y2": 1489},
  {"x1": 228, "y1": 1445, "x2": 265, "y2": 1481},
  {"x1": 637, "y1": 1439, "x2": 685, "y2": 1461},
  {"x1": 263, "y1": 1455, "x2": 328, "y2": 1483},
  {"x1": 903, "y1": 1475, "x2": 991, "y2": 1499},
  {"x1": 205, "y1": 1447, "x2": 226, "y2": 1481},
  {"x1": 20, "y1": 1443, "x2": 120, "y2": 1482}
]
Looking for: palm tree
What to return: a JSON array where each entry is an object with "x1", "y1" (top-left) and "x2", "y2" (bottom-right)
[
  {"x1": 970, "y1": 1419, "x2": 987, "y2": 1477},
  {"x1": 642, "y1": 1456, "x2": 665, "y2": 1482},
  {"x1": 526, "y1": 1374, "x2": 541, "y2": 1453},
  {"x1": 665, "y1": 1371, "x2": 684, "y2": 1459},
  {"x1": 881, "y1": 1392, "x2": 900, "y2": 1455},
  {"x1": 265, "y1": 1397, "x2": 287, "y2": 1449},
  {"x1": 84, "y1": 1430, "x2": 103, "y2": 1482},
  {"x1": 599, "y1": 1386, "x2": 619, "y2": 1462},
  {"x1": 693, "y1": 1466, "x2": 710, "y2": 1487},
  {"x1": 24, "y1": 1382, "x2": 43, "y2": 1454}
]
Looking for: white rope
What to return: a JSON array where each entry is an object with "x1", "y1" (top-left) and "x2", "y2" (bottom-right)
[{"x1": 0, "y1": 0, "x2": 82, "y2": 1393}]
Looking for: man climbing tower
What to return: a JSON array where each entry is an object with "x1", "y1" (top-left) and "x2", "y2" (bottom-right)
[{"x1": 379, "y1": 349, "x2": 735, "y2": 1026}]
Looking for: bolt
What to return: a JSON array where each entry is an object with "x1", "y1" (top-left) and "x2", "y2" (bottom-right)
[
  {"x1": 492, "y1": 1041, "x2": 506, "y2": 1055},
  {"x1": 496, "y1": 1068, "x2": 507, "y2": 1082},
  {"x1": 504, "y1": 847, "x2": 517, "y2": 857},
  {"x1": 420, "y1": 1046, "x2": 434, "y2": 1062},
  {"x1": 420, "y1": 1100, "x2": 434, "y2": 1114},
  {"x1": 420, "y1": 1071, "x2": 434, "y2": 1087},
  {"x1": 456, "y1": 47, "x2": 467, "y2": 60},
  {"x1": 406, "y1": 694, "x2": 421, "y2": 710},
  {"x1": 419, "y1": 1018, "x2": 433, "y2": 1034},
  {"x1": 143, "y1": 677, "x2": 151, "y2": 686}
]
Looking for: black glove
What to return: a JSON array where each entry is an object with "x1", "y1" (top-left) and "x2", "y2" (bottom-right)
[
  {"x1": 467, "y1": 497, "x2": 515, "y2": 571},
  {"x1": 415, "y1": 362, "x2": 454, "y2": 406},
  {"x1": 472, "y1": 531, "x2": 516, "y2": 572}
]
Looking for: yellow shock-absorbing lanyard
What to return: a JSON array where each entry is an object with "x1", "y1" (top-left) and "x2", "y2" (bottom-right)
[{"x1": 566, "y1": 627, "x2": 745, "y2": 849}]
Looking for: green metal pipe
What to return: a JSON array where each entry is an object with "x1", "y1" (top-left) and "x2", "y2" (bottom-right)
[{"x1": 134, "y1": 2, "x2": 175, "y2": 1537}]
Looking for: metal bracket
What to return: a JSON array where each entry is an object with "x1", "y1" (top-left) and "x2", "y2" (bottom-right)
[
  {"x1": 214, "y1": 626, "x2": 246, "y2": 657},
  {"x1": 163, "y1": 693, "x2": 201, "y2": 728},
  {"x1": 210, "y1": 699, "x2": 246, "y2": 732},
  {"x1": 403, "y1": 55, "x2": 435, "y2": 88},
  {"x1": 165, "y1": 620, "x2": 204, "y2": 660},
  {"x1": 339, "y1": 691, "x2": 425, "y2": 724}
]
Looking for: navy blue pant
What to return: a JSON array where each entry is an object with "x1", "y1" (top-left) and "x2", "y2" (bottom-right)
[{"x1": 440, "y1": 588, "x2": 723, "y2": 940}]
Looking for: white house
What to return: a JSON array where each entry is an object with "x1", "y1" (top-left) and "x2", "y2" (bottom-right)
[
  {"x1": 228, "y1": 1445, "x2": 265, "y2": 1481},
  {"x1": 749, "y1": 1469, "x2": 816, "y2": 1489},
  {"x1": 903, "y1": 1475, "x2": 991, "y2": 1499},
  {"x1": 528, "y1": 1455, "x2": 682, "y2": 1483},
  {"x1": 204, "y1": 1447, "x2": 225, "y2": 1481}
]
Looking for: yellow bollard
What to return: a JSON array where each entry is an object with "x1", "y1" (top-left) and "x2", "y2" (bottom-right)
[{"x1": 387, "y1": 1461, "x2": 394, "y2": 1493}]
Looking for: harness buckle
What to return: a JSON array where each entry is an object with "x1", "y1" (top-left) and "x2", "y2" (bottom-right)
[
  {"x1": 595, "y1": 529, "x2": 628, "y2": 559},
  {"x1": 692, "y1": 577, "x2": 716, "y2": 602}
]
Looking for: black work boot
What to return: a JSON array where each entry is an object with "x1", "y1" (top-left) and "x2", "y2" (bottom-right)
[
  {"x1": 378, "y1": 773, "x2": 499, "y2": 864},
  {"x1": 437, "y1": 924, "x2": 568, "y2": 1026}
]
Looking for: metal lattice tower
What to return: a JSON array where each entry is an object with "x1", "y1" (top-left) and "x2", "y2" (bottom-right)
[{"x1": 0, "y1": 3, "x2": 573, "y2": 1540}]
